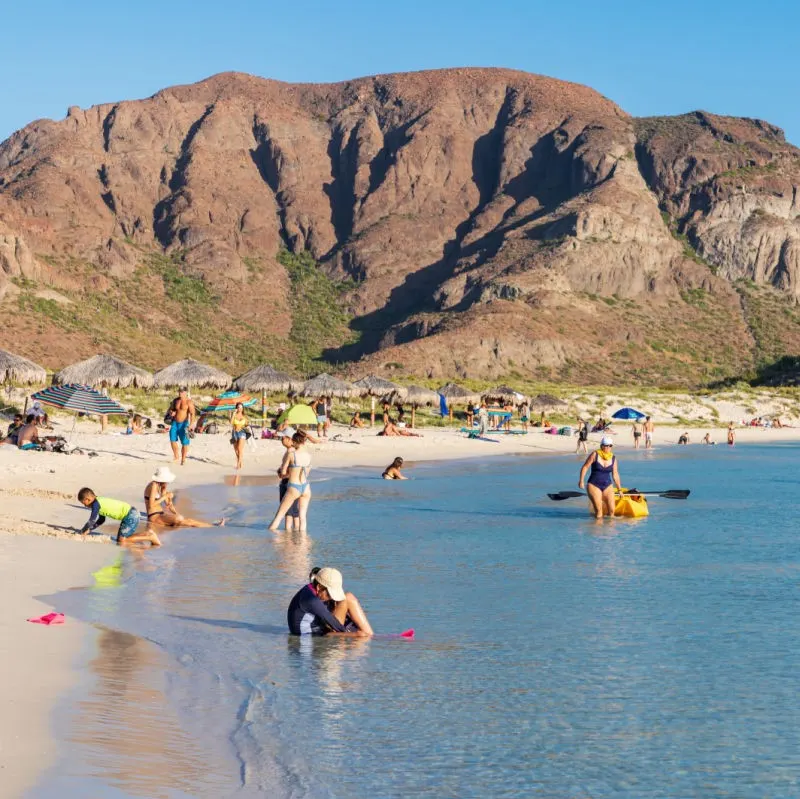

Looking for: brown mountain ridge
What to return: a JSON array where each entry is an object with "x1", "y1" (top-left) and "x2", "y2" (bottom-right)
[{"x1": 1, "y1": 67, "x2": 800, "y2": 385}]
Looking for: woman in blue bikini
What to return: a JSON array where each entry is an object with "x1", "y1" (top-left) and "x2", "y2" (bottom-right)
[
  {"x1": 578, "y1": 435, "x2": 622, "y2": 518},
  {"x1": 269, "y1": 430, "x2": 313, "y2": 531}
]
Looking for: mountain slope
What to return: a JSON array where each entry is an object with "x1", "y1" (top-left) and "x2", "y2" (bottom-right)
[{"x1": 1, "y1": 68, "x2": 798, "y2": 383}]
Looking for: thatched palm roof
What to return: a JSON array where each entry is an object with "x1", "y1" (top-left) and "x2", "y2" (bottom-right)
[
  {"x1": 531, "y1": 393, "x2": 568, "y2": 409},
  {"x1": 55, "y1": 354, "x2": 154, "y2": 389},
  {"x1": 353, "y1": 375, "x2": 403, "y2": 397},
  {"x1": 437, "y1": 382, "x2": 481, "y2": 403},
  {"x1": 233, "y1": 364, "x2": 299, "y2": 393},
  {"x1": 395, "y1": 385, "x2": 438, "y2": 406},
  {"x1": 483, "y1": 385, "x2": 527, "y2": 403},
  {"x1": 299, "y1": 373, "x2": 359, "y2": 399},
  {"x1": 0, "y1": 350, "x2": 47, "y2": 385},
  {"x1": 152, "y1": 359, "x2": 232, "y2": 389}
]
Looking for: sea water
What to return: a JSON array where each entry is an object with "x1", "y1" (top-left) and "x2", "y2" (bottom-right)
[{"x1": 33, "y1": 443, "x2": 800, "y2": 798}]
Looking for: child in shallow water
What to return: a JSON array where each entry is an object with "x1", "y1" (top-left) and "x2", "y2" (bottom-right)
[{"x1": 382, "y1": 457, "x2": 408, "y2": 480}]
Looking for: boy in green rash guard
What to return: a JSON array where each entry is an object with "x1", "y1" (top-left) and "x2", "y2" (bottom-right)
[{"x1": 77, "y1": 487, "x2": 161, "y2": 547}]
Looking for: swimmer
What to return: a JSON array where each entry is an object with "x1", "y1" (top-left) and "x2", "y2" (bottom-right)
[
  {"x1": 76, "y1": 487, "x2": 161, "y2": 547},
  {"x1": 383, "y1": 456, "x2": 408, "y2": 480},
  {"x1": 287, "y1": 567, "x2": 373, "y2": 636},
  {"x1": 143, "y1": 467, "x2": 225, "y2": 528}
]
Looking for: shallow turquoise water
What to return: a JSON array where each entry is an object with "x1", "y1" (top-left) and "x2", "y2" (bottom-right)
[{"x1": 36, "y1": 444, "x2": 800, "y2": 797}]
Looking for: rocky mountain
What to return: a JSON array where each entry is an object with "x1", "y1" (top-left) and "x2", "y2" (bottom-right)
[{"x1": 1, "y1": 67, "x2": 799, "y2": 384}]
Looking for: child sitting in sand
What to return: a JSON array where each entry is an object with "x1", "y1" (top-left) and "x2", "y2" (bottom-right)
[
  {"x1": 76, "y1": 487, "x2": 161, "y2": 547},
  {"x1": 383, "y1": 457, "x2": 408, "y2": 480}
]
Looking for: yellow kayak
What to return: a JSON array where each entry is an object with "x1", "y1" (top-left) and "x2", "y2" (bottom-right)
[{"x1": 614, "y1": 490, "x2": 649, "y2": 518}]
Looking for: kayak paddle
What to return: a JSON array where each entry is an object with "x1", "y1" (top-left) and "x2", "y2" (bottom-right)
[{"x1": 548, "y1": 489, "x2": 690, "y2": 501}]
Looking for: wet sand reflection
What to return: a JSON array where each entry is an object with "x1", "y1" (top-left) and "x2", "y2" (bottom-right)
[{"x1": 66, "y1": 626, "x2": 233, "y2": 797}]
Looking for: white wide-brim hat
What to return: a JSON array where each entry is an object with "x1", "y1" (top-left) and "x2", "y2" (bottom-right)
[{"x1": 152, "y1": 466, "x2": 176, "y2": 483}]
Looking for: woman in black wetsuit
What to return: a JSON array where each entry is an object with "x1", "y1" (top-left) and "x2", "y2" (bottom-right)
[{"x1": 578, "y1": 436, "x2": 622, "y2": 518}]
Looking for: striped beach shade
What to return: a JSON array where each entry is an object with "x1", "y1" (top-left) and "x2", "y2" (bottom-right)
[
  {"x1": 201, "y1": 391, "x2": 258, "y2": 413},
  {"x1": 31, "y1": 384, "x2": 128, "y2": 415}
]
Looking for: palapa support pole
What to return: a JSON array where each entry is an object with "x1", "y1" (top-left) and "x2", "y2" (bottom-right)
[
  {"x1": 370, "y1": 396, "x2": 375, "y2": 427},
  {"x1": 411, "y1": 404, "x2": 416, "y2": 429},
  {"x1": 449, "y1": 404, "x2": 454, "y2": 421}
]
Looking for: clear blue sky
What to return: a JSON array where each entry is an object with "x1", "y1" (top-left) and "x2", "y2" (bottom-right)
[{"x1": 3, "y1": 0, "x2": 798, "y2": 145}]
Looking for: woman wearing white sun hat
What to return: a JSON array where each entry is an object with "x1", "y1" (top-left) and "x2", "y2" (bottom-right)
[
  {"x1": 143, "y1": 466, "x2": 225, "y2": 528},
  {"x1": 578, "y1": 435, "x2": 622, "y2": 519}
]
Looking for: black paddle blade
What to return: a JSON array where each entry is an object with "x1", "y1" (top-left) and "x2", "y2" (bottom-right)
[
  {"x1": 660, "y1": 490, "x2": 690, "y2": 499},
  {"x1": 547, "y1": 491, "x2": 585, "y2": 501}
]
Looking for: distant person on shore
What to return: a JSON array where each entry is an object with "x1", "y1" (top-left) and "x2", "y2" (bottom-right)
[
  {"x1": 632, "y1": 419, "x2": 643, "y2": 449},
  {"x1": 678, "y1": 432, "x2": 689, "y2": 445},
  {"x1": 702, "y1": 433, "x2": 714, "y2": 445},
  {"x1": 144, "y1": 467, "x2": 224, "y2": 528},
  {"x1": 478, "y1": 402, "x2": 489, "y2": 435},
  {"x1": 270, "y1": 430, "x2": 313, "y2": 531},
  {"x1": 578, "y1": 436, "x2": 622, "y2": 519},
  {"x1": 16, "y1": 414, "x2": 40, "y2": 450},
  {"x1": 383, "y1": 457, "x2": 408, "y2": 480},
  {"x1": 166, "y1": 387, "x2": 195, "y2": 465},
  {"x1": 276, "y1": 436, "x2": 301, "y2": 531},
  {"x1": 727, "y1": 422, "x2": 735, "y2": 446},
  {"x1": 643, "y1": 416, "x2": 654, "y2": 449},
  {"x1": 519, "y1": 401, "x2": 530, "y2": 433},
  {"x1": 313, "y1": 397, "x2": 330, "y2": 438},
  {"x1": 230, "y1": 402, "x2": 250, "y2": 470},
  {"x1": 126, "y1": 413, "x2": 144, "y2": 435},
  {"x1": 379, "y1": 418, "x2": 422, "y2": 437},
  {"x1": 4, "y1": 414, "x2": 24, "y2": 445},
  {"x1": 77, "y1": 487, "x2": 161, "y2": 546},
  {"x1": 575, "y1": 419, "x2": 588, "y2": 454},
  {"x1": 350, "y1": 411, "x2": 365, "y2": 429},
  {"x1": 287, "y1": 567, "x2": 373, "y2": 636},
  {"x1": 466, "y1": 403, "x2": 475, "y2": 428},
  {"x1": 29, "y1": 400, "x2": 49, "y2": 428}
]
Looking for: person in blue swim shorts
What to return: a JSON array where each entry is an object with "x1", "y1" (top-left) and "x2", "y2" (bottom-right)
[{"x1": 166, "y1": 387, "x2": 196, "y2": 466}]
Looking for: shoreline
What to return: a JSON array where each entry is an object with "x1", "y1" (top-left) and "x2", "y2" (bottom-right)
[{"x1": 1, "y1": 420, "x2": 798, "y2": 796}]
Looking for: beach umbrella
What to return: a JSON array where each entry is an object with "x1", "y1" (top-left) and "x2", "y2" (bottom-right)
[
  {"x1": 611, "y1": 407, "x2": 645, "y2": 420},
  {"x1": 32, "y1": 384, "x2": 128, "y2": 415},
  {"x1": 201, "y1": 391, "x2": 258, "y2": 414},
  {"x1": 0, "y1": 350, "x2": 47, "y2": 385},
  {"x1": 54, "y1": 354, "x2": 154, "y2": 389},
  {"x1": 233, "y1": 364, "x2": 300, "y2": 424},
  {"x1": 153, "y1": 359, "x2": 232, "y2": 389},
  {"x1": 354, "y1": 375, "x2": 405, "y2": 426},
  {"x1": 300, "y1": 373, "x2": 359, "y2": 399},
  {"x1": 277, "y1": 403, "x2": 318, "y2": 426}
]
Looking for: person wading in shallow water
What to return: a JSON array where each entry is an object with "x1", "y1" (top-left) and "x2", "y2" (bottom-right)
[
  {"x1": 167, "y1": 387, "x2": 196, "y2": 466},
  {"x1": 578, "y1": 436, "x2": 622, "y2": 519},
  {"x1": 643, "y1": 416, "x2": 654, "y2": 449}
]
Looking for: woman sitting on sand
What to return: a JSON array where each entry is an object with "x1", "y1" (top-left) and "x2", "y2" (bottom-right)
[
  {"x1": 287, "y1": 567, "x2": 373, "y2": 636},
  {"x1": 144, "y1": 467, "x2": 224, "y2": 528},
  {"x1": 350, "y1": 411, "x2": 365, "y2": 428},
  {"x1": 379, "y1": 418, "x2": 422, "y2": 437},
  {"x1": 383, "y1": 457, "x2": 408, "y2": 480},
  {"x1": 269, "y1": 430, "x2": 313, "y2": 531}
]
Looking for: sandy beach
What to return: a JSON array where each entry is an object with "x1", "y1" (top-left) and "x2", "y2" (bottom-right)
[{"x1": 2, "y1": 397, "x2": 800, "y2": 796}]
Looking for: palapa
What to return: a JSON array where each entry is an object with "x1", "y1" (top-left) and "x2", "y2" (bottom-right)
[
  {"x1": 393, "y1": 385, "x2": 437, "y2": 406},
  {"x1": 437, "y1": 382, "x2": 481, "y2": 404},
  {"x1": 152, "y1": 359, "x2": 232, "y2": 389},
  {"x1": 55, "y1": 354, "x2": 154, "y2": 389},
  {"x1": 483, "y1": 385, "x2": 527, "y2": 404},
  {"x1": 233, "y1": 364, "x2": 299, "y2": 393},
  {"x1": 530, "y1": 393, "x2": 568, "y2": 410},
  {"x1": 0, "y1": 350, "x2": 47, "y2": 385},
  {"x1": 299, "y1": 373, "x2": 359, "y2": 399},
  {"x1": 353, "y1": 375, "x2": 404, "y2": 397}
]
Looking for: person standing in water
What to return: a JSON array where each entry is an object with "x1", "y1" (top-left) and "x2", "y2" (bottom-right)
[
  {"x1": 276, "y1": 436, "x2": 301, "y2": 531},
  {"x1": 727, "y1": 422, "x2": 735, "y2": 446},
  {"x1": 269, "y1": 430, "x2": 312, "y2": 531},
  {"x1": 230, "y1": 402, "x2": 249, "y2": 470},
  {"x1": 575, "y1": 419, "x2": 588, "y2": 454},
  {"x1": 632, "y1": 419, "x2": 643, "y2": 449},
  {"x1": 578, "y1": 436, "x2": 622, "y2": 519},
  {"x1": 167, "y1": 387, "x2": 195, "y2": 466},
  {"x1": 643, "y1": 416, "x2": 654, "y2": 449}
]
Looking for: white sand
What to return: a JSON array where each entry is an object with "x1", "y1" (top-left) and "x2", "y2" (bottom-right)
[{"x1": 1, "y1": 397, "x2": 798, "y2": 795}]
